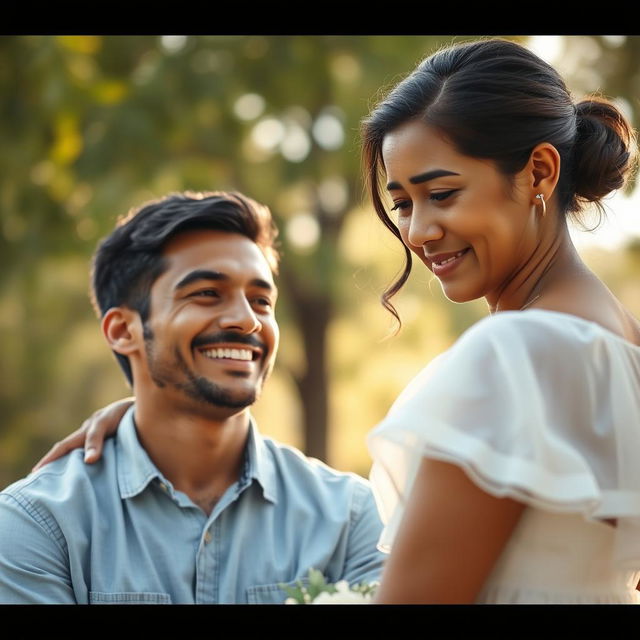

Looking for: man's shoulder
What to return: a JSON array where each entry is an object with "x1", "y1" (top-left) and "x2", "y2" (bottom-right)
[{"x1": 1, "y1": 441, "x2": 118, "y2": 516}]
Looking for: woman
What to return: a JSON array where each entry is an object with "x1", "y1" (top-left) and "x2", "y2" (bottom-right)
[
  {"x1": 361, "y1": 38, "x2": 640, "y2": 603},
  {"x1": 36, "y1": 39, "x2": 640, "y2": 603}
]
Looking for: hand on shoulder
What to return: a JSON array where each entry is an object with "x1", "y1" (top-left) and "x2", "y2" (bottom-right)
[{"x1": 32, "y1": 398, "x2": 134, "y2": 471}]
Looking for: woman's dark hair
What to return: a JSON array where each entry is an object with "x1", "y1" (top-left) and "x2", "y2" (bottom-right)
[
  {"x1": 361, "y1": 38, "x2": 636, "y2": 324},
  {"x1": 91, "y1": 190, "x2": 279, "y2": 384}
]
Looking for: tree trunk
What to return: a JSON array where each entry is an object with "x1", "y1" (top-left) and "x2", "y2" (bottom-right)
[
  {"x1": 295, "y1": 293, "x2": 331, "y2": 461},
  {"x1": 280, "y1": 263, "x2": 332, "y2": 462}
]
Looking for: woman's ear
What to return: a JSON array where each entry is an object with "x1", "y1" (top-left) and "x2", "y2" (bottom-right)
[
  {"x1": 102, "y1": 307, "x2": 143, "y2": 356},
  {"x1": 528, "y1": 142, "x2": 561, "y2": 202}
]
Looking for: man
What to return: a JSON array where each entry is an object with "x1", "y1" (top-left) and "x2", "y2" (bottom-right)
[{"x1": 0, "y1": 191, "x2": 384, "y2": 604}]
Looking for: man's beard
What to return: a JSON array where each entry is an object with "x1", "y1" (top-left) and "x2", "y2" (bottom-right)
[{"x1": 143, "y1": 325, "x2": 260, "y2": 410}]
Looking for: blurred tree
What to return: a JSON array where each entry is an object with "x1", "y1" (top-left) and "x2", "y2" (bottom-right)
[
  {"x1": 0, "y1": 35, "x2": 462, "y2": 471},
  {"x1": 559, "y1": 36, "x2": 640, "y2": 129},
  {"x1": 1, "y1": 35, "x2": 638, "y2": 484}
]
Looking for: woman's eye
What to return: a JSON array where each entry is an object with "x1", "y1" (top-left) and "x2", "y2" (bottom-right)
[
  {"x1": 390, "y1": 200, "x2": 411, "y2": 212},
  {"x1": 390, "y1": 189, "x2": 458, "y2": 213},
  {"x1": 430, "y1": 189, "x2": 458, "y2": 202}
]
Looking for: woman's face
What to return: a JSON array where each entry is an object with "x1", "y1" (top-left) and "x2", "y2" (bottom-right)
[{"x1": 381, "y1": 120, "x2": 538, "y2": 306}]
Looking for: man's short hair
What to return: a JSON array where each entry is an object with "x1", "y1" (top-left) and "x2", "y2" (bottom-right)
[{"x1": 91, "y1": 191, "x2": 279, "y2": 385}]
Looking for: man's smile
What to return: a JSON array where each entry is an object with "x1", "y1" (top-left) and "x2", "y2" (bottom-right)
[
  {"x1": 192, "y1": 331, "x2": 266, "y2": 364},
  {"x1": 200, "y1": 347, "x2": 254, "y2": 361}
]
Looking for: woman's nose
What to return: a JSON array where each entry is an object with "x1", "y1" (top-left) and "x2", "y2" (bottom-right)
[{"x1": 406, "y1": 208, "x2": 445, "y2": 248}]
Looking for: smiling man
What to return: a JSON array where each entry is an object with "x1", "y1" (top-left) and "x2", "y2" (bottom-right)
[{"x1": 0, "y1": 191, "x2": 384, "y2": 604}]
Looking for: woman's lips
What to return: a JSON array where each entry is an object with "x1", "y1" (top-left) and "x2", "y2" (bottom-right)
[{"x1": 428, "y1": 248, "x2": 470, "y2": 277}]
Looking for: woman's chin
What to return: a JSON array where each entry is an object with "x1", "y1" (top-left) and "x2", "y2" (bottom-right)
[{"x1": 440, "y1": 283, "x2": 483, "y2": 304}]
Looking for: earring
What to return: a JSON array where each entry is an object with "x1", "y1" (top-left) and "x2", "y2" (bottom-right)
[{"x1": 535, "y1": 193, "x2": 546, "y2": 217}]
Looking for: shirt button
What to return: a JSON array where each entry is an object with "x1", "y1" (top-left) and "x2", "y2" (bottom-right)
[
  {"x1": 159, "y1": 482, "x2": 168, "y2": 492},
  {"x1": 204, "y1": 531, "x2": 212, "y2": 544}
]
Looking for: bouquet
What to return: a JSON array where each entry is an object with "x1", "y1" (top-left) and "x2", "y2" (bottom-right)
[{"x1": 281, "y1": 568, "x2": 378, "y2": 604}]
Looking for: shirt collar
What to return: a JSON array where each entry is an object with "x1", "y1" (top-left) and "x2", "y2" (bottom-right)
[
  {"x1": 116, "y1": 406, "x2": 278, "y2": 504},
  {"x1": 116, "y1": 406, "x2": 165, "y2": 499},
  {"x1": 244, "y1": 417, "x2": 278, "y2": 504}
]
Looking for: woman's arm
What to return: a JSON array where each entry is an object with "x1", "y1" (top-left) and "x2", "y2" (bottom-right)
[
  {"x1": 373, "y1": 458, "x2": 525, "y2": 604},
  {"x1": 32, "y1": 398, "x2": 134, "y2": 471}
]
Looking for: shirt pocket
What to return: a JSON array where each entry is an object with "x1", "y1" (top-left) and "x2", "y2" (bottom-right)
[
  {"x1": 89, "y1": 591, "x2": 172, "y2": 604},
  {"x1": 246, "y1": 577, "x2": 309, "y2": 605}
]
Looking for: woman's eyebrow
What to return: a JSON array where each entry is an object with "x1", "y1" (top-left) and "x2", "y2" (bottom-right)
[{"x1": 387, "y1": 169, "x2": 460, "y2": 190}]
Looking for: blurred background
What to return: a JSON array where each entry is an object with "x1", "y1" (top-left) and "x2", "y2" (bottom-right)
[{"x1": 1, "y1": 35, "x2": 639, "y2": 486}]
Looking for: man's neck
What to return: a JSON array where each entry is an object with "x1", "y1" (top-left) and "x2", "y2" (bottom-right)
[{"x1": 132, "y1": 400, "x2": 251, "y2": 516}]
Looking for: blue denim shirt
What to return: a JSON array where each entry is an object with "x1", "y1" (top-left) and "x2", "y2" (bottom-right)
[{"x1": 0, "y1": 407, "x2": 385, "y2": 604}]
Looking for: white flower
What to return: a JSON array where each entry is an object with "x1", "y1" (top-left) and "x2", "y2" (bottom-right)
[
  {"x1": 334, "y1": 580, "x2": 351, "y2": 593},
  {"x1": 312, "y1": 590, "x2": 373, "y2": 604},
  {"x1": 280, "y1": 568, "x2": 377, "y2": 604}
]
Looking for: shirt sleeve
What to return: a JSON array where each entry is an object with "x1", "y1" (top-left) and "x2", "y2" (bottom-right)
[
  {"x1": 339, "y1": 481, "x2": 386, "y2": 586},
  {"x1": 0, "y1": 492, "x2": 76, "y2": 603}
]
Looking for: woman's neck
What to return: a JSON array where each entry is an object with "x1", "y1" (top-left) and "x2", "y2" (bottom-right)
[{"x1": 487, "y1": 220, "x2": 585, "y2": 314}]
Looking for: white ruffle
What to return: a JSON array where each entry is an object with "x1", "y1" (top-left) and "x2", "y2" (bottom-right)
[{"x1": 368, "y1": 310, "x2": 640, "y2": 570}]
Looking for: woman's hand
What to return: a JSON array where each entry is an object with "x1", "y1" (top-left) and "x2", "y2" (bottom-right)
[{"x1": 32, "y1": 398, "x2": 134, "y2": 471}]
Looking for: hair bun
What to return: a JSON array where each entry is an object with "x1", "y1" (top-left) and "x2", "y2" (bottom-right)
[{"x1": 572, "y1": 97, "x2": 636, "y2": 208}]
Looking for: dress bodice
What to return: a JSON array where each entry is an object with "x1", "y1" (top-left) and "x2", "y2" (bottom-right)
[{"x1": 478, "y1": 508, "x2": 640, "y2": 603}]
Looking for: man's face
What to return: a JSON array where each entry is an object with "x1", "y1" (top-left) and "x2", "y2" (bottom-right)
[{"x1": 137, "y1": 230, "x2": 279, "y2": 416}]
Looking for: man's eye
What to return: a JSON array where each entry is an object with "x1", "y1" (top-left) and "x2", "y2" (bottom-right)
[
  {"x1": 254, "y1": 297, "x2": 272, "y2": 308},
  {"x1": 193, "y1": 290, "x2": 219, "y2": 298},
  {"x1": 430, "y1": 189, "x2": 458, "y2": 202}
]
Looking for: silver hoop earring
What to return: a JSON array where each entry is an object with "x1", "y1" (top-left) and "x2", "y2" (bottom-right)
[{"x1": 535, "y1": 193, "x2": 546, "y2": 217}]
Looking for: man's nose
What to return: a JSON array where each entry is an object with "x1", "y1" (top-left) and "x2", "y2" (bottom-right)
[{"x1": 218, "y1": 295, "x2": 262, "y2": 334}]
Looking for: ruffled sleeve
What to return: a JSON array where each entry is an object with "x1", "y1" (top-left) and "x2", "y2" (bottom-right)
[{"x1": 367, "y1": 311, "x2": 640, "y2": 567}]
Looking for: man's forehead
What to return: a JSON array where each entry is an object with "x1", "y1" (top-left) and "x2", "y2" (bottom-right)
[{"x1": 161, "y1": 230, "x2": 276, "y2": 287}]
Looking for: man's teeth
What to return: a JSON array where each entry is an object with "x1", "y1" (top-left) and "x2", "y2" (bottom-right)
[
  {"x1": 201, "y1": 348, "x2": 253, "y2": 361},
  {"x1": 435, "y1": 249, "x2": 466, "y2": 266}
]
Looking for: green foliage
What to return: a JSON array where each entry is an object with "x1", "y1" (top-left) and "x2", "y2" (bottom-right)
[
  {"x1": 1, "y1": 36, "x2": 638, "y2": 485},
  {"x1": 1, "y1": 35, "x2": 456, "y2": 480},
  {"x1": 280, "y1": 568, "x2": 377, "y2": 604},
  {"x1": 281, "y1": 568, "x2": 337, "y2": 604}
]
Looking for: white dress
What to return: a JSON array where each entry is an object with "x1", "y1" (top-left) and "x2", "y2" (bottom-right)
[{"x1": 367, "y1": 310, "x2": 640, "y2": 604}]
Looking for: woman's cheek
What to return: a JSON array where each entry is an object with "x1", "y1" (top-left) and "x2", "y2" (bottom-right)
[{"x1": 397, "y1": 217, "x2": 411, "y2": 248}]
